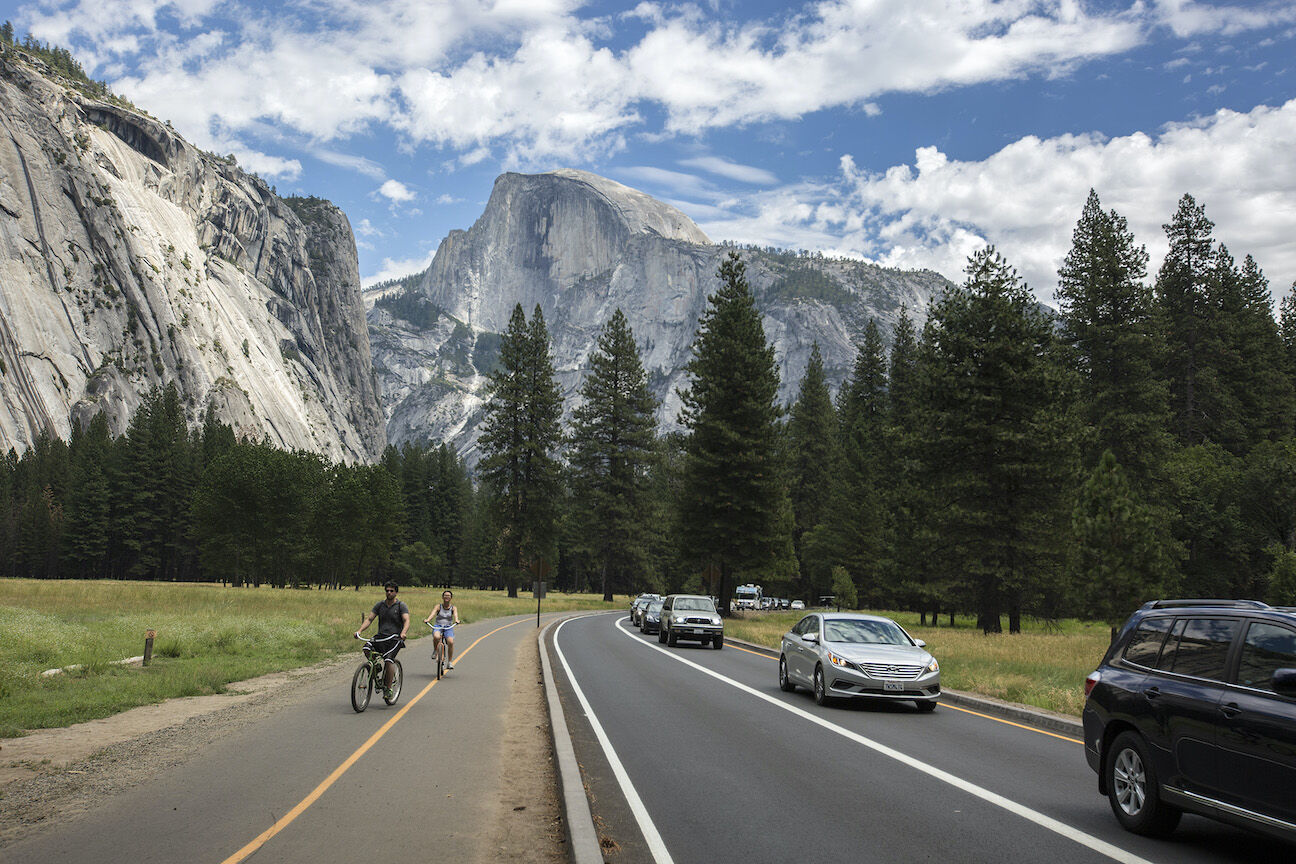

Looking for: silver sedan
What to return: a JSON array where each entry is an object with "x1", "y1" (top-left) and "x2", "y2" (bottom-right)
[{"x1": 779, "y1": 613, "x2": 940, "y2": 711}]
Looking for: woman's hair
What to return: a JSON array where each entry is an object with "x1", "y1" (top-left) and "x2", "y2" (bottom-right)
[{"x1": 442, "y1": 590, "x2": 453, "y2": 599}]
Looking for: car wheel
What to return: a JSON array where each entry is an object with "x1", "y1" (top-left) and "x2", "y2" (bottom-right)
[
  {"x1": 916, "y1": 699, "x2": 937, "y2": 713},
  {"x1": 713, "y1": 634, "x2": 723, "y2": 649},
  {"x1": 813, "y1": 665, "x2": 830, "y2": 706},
  {"x1": 667, "y1": 627, "x2": 678, "y2": 647},
  {"x1": 779, "y1": 656, "x2": 795, "y2": 692},
  {"x1": 658, "y1": 626, "x2": 667, "y2": 644},
  {"x1": 1105, "y1": 731, "x2": 1182, "y2": 836}
]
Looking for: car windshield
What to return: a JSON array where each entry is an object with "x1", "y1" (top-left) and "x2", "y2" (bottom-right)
[
  {"x1": 823, "y1": 619, "x2": 911, "y2": 645},
  {"x1": 646, "y1": 601, "x2": 663, "y2": 613},
  {"x1": 674, "y1": 598, "x2": 715, "y2": 612}
]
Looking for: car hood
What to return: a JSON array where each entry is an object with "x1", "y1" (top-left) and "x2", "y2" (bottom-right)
[{"x1": 823, "y1": 643, "x2": 933, "y2": 666}]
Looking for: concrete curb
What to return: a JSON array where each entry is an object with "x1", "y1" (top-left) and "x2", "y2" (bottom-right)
[
  {"x1": 539, "y1": 617, "x2": 604, "y2": 864},
  {"x1": 725, "y1": 635, "x2": 1084, "y2": 738}
]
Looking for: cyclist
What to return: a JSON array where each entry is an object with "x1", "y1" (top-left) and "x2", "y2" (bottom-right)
[
  {"x1": 355, "y1": 581, "x2": 409, "y2": 697},
  {"x1": 424, "y1": 590, "x2": 461, "y2": 670}
]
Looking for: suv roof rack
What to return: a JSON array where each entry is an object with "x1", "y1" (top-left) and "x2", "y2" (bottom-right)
[{"x1": 1142, "y1": 599, "x2": 1269, "y2": 610}]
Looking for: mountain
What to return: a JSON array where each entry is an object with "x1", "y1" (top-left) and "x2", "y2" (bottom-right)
[
  {"x1": 0, "y1": 43, "x2": 384, "y2": 462},
  {"x1": 368, "y1": 169, "x2": 951, "y2": 461}
]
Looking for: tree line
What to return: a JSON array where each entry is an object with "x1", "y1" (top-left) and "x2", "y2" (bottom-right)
[{"x1": 6, "y1": 190, "x2": 1296, "y2": 631}]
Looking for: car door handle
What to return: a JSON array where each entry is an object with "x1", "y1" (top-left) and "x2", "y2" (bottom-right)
[
  {"x1": 1219, "y1": 703, "x2": 1242, "y2": 719},
  {"x1": 1143, "y1": 687, "x2": 1161, "y2": 700}
]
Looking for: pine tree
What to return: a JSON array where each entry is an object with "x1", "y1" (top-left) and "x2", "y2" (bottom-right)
[
  {"x1": 1056, "y1": 189, "x2": 1170, "y2": 488},
  {"x1": 678, "y1": 252, "x2": 794, "y2": 612},
  {"x1": 1156, "y1": 194, "x2": 1217, "y2": 446},
  {"x1": 919, "y1": 247, "x2": 1074, "y2": 632},
  {"x1": 788, "y1": 343, "x2": 842, "y2": 598},
  {"x1": 568, "y1": 309, "x2": 658, "y2": 601},
  {"x1": 478, "y1": 304, "x2": 563, "y2": 597},
  {"x1": 1217, "y1": 254, "x2": 1294, "y2": 449}
]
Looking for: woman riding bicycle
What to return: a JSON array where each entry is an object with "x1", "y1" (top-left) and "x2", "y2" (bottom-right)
[{"x1": 424, "y1": 590, "x2": 460, "y2": 670}]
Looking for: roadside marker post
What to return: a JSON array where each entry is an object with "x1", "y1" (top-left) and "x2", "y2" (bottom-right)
[
  {"x1": 534, "y1": 580, "x2": 546, "y2": 627},
  {"x1": 144, "y1": 629, "x2": 156, "y2": 666}
]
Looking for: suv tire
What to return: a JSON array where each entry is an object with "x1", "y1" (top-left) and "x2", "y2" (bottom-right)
[
  {"x1": 658, "y1": 626, "x2": 667, "y2": 644},
  {"x1": 1106, "y1": 731, "x2": 1182, "y2": 836},
  {"x1": 667, "y1": 627, "x2": 678, "y2": 647}
]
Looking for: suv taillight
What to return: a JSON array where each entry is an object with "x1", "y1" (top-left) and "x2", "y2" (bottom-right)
[{"x1": 1084, "y1": 670, "x2": 1101, "y2": 698}]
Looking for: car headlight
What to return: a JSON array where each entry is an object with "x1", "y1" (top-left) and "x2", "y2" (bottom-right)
[
  {"x1": 828, "y1": 652, "x2": 855, "y2": 670},
  {"x1": 673, "y1": 615, "x2": 686, "y2": 625},
  {"x1": 925, "y1": 658, "x2": 939, "y2": 674},
  {"x1": 710, "y1": 617, "x2": 721, "y2": 626}
]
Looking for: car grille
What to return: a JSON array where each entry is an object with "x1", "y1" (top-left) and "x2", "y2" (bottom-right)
[
  {"x1": 861, "y1": 662, "x2": 924, "y2": 679},
  {"x1": 683, "y1": 616, "x2": 715, "y2": 625}
]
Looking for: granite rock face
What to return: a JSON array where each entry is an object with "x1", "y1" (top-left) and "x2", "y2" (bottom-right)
[
  {"x1": 369, "y1": 170, "x2": 950, "y2": 463},
  {"x1": 0, "y1": 46, "x2": 384, "y2": 462}
]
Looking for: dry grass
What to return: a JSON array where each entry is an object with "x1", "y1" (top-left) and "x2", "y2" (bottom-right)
[
  {"x1": 0, "y1": 579, "x2": 619, "y2": 737},
  {"x1": 726, "y1": 607, "x2": 1112, "y2": 716}
]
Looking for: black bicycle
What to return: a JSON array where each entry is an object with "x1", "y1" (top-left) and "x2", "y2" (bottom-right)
[{"x1": 351, "y1": 633, "x2": 404, "y2": 712}]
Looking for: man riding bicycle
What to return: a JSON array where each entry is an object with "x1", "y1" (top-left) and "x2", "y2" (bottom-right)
[
  {"x1": 355, "y1": 581, "x2": 409, "y2": 697},
  {"x1": 424, "y1": 590, "x2": 460, "y2": 670}
]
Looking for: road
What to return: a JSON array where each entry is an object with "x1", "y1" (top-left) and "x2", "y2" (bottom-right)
[
  {"x1": 548, "y1": 611, "x2": 1292, "y2": 864},
  {"x1": 1, "y1": 613, "x2": 564, "y2": 864}
]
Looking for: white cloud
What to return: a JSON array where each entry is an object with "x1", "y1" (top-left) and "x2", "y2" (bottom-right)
[
  {"x1": 694, "y1": 100, "x2": 1296, "y2": 301},
  {"x1": 363, "y1": 249, "x2": 437, "y2": 288},
  {"x1": 314, "y1": 149, "x2": 387, "y2": 179},
  {"x1": 1151, "y1": 0, "x2": 1296, "y2": 38},
  {"x1": 678, "y1": 156, "x2": 776, "y2": 185},
  {"x1": 377, "y1": 179, "x2": 416, "y2": 203}
]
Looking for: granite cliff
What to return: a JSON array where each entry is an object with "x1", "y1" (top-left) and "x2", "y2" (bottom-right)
[
  {"x1": 369, "y1": 169, "x2": 951, "y2": 461},
  {"x1": 0, "y1": 44, "x2": 384, "y2": 462}
]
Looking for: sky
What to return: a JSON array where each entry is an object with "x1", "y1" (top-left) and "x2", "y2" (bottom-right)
[{"x1": 8, "y1": 0, "x2": 1296, "y2": 304}]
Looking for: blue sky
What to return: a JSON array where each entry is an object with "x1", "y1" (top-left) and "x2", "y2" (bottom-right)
[{"x1": 8, "y1": 0, "x2": 1296, "y2": 302}]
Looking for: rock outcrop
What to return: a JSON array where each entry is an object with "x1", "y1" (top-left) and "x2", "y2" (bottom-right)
[
  {"x1": 0, "y1": 45, "x2": 384, "y2": 461},
  {"x1": 369, "y1": 169, "x2": 950, "y2": 462}
]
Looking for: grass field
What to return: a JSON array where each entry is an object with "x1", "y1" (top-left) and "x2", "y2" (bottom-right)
[
  {"x1": 0, "y1": 579, "x2": 618, "y2": 738},
  {"x1": 725, "y1": 609, "x2": 1112, "y2": 717},
  {"x1": 0, "y1": 580, "x2": 1112, "y2": 737}
]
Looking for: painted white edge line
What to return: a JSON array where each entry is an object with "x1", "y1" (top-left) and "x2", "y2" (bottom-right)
[
  {"x1": 539, "y1": 618, "x2": 604, "y2": 864},
  {"x1": 613, "y1": 616, "x2": 1155, "y2": 864},
  {"x1": 554, "y1": 616, "x2": 676, "y2": 864}
]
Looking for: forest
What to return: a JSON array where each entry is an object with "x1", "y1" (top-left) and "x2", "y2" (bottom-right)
[{"x1": 5, "y1": 190, "x2": 1296, "y2": 633}]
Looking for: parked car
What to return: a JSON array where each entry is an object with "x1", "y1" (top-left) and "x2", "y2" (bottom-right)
[
  {"x1": 779, "y1": 613, "x2": 939, "y2": 711},
  {"x1": 639, "y1": 599, "x2": 664, "y2": 635},
  {"x1": 790, "y1": 599, "x2": 805, "y2": 610},
  {"x1": 658, "y1": 594, "x2": 724, "y2": 648},
  {"x1": 629, "y1": 593, "x2": 660, "y2": 627},
  {"x1": 1082, "y1": 599, "x2": 1296, "y2": 843}
]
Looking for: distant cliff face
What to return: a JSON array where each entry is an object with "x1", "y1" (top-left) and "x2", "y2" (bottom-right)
[
  {"x1": 369, "y1": 169, "x2": 950, "y2": 462},
  {"x1": 0, "y1": 46, "x2": 384, "y2": 461}
]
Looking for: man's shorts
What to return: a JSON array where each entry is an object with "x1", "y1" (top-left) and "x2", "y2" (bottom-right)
[{"x1": 368, "y1": 633, "x2": 403, "y2": 660}]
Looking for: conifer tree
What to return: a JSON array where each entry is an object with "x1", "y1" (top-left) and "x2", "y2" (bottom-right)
[
  {"x1": 788, "y1": 343, "x2": 842, "y2": 598},
  {"x1": 1216, "y1": 254, "x2": 1294, "y2": 449},
  {"x1": 678, "y1": 252, "x2": 794, "y2": 613},
  {"x1": 919, "y1": 247, "x2": 1074, "y2": 632},
  {"x1": 1156, "y1": 194, "x2": 1217, "y2": 446},
  {"x1": 1056, "y1": 189, "x2": 1170, "y2": 487},
  {"x1": 568, "y1": 309, "x2": 658, "y2": 601},
  {"x1": 478, "y1": 304, "x2": 563, "y2": 597}
]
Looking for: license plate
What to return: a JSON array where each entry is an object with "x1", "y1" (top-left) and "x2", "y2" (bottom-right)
[
  {"x1": 692, "y1": 629, "x2": 705, "y2": 634},
  {"x1": 883, "y1": 681, "x2": 904, "y2": 692}
]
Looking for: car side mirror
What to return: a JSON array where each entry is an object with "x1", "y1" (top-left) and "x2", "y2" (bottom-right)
[
  {"x1": 802, "y1": 633, "x2": 819, "y2": 644},
  {"x1": 914, "y1": 639, "x2": 927, "y2": 648},
  {"x1": 1272, "y1": 668, "x2": 1296, "y2": 696}
]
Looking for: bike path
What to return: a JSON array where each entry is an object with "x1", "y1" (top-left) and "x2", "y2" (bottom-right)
[{"x1": 1, "y1": 612, "x2": 562, "y2": 864}]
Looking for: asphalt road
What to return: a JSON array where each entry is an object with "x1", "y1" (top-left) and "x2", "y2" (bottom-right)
[
  {"x1": 548, "y1": 611, "x2": 1293, "y2": 864},
  {"x1": 2, "y1": 613, "x2": 553, "y2": 864}
]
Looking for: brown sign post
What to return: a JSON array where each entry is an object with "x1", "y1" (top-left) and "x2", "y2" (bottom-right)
[{"x1": 144, "y1": 629, "x2": 156, "y2": 666}]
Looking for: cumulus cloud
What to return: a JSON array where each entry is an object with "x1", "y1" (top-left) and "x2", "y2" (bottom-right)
[
  {"x1": 696, "y1": 100, "x2": 1296, "y2": 301},
  {"x1": 377, "y1": 179, "x2": 416, "y2": 203}
]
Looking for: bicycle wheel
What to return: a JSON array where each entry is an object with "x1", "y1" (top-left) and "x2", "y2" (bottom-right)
[
  {"x1": 436, "y1": 642, "x2": 445, "y2": 680},
  {"x1": 351, "y1": 661, "x2": 373, "y2": 712},
  {"x1": 384, "y1": 659, "x2": 403, "y2": 704}
]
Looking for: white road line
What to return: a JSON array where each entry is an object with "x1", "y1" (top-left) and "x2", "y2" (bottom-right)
[
  {"x1": 614, "y1": 617, "x2": 1155, "y2": 864},
  {"x1": 553, "y1": 617, "x2": 676, "y2": 864}
]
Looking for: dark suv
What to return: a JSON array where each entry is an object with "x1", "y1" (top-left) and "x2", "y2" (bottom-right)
[{"x1": 1083, "y1": 599, "x2": 1296, "y2": 842}]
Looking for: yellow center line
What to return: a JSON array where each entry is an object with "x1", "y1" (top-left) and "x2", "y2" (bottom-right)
[
  {"x1": 218, "y1": 617, "x2": 529, "y2": 864},
  {"x1": 727, "y1": 638, "x2": 1082, "y2": 744}
]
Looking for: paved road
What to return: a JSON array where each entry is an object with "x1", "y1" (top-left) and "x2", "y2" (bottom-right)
[
  {"x1": 547, "y1": 612, "x2": 1293, "y2": 864},
  {"x1": 2, "y1": 613, "x2": 560, "y2": 864}
]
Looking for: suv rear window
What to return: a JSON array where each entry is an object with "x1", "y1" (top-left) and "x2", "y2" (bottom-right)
[
  {"x1": 1123, "y1": 617, "x2": 1173, "y2": 668},
  {"x1": 1160, "y1": 618, "x2": 1239, "y2": 680}
]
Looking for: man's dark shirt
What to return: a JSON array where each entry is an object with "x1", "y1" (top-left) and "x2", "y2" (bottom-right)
[{"x1": 371, "y1": 599, "x2": 409, "y2": 637}]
